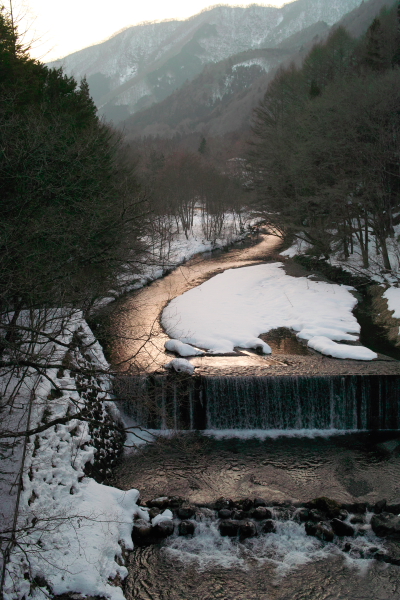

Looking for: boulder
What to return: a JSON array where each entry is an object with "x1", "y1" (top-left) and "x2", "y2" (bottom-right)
[
  {"x1": 294, "y1": 508, "x2": 310, "y2": 522},
  {"x1": 330, "y1": 518, "x2": 355, "y2": 537},
  {"x1": 177, "y1": 505, "x2": 195, "y2": 519},
  {"x1": 218, "y1": 509, "x2": 232, "y2": 519},
  {"x1": 149, "y1": 507, "x2": 161, "y2": 519},
  {"x1": 386, "y1": 503, "x2": 400, "y2": 515},
  {"x1": 305, "y1": 521, "x2": 334, "y2": 542},
  {"x1": 231, "y1": 509, "x2": 245, "y2": 520},
  {"x1": 262, "y1": 520, "x2": 276, "y2": 534},
  {"x1": 147, "y1": 496, "x2": 170, "y2": 510},
  {"x1": 308, "y1": 509, "x2": 327, "y2": 522},
  {"x1": 371, "y1": 513, "x2": 400, "y2": 539},
  {"x1": 239, "y1": 520, "x2": 257, "y2": 538},
  {"x1": 374, "y1": 499, "x2": 387, "y2": 514},
  {"x1": 132, "y1": 519, "x2": 152, "y2": 542},
  {"x1": 153, "y1": 520, "x2": 174, "y2": 538},
  {"x1": 306, "y1": 497, "x2": 341, "y2": 519},
  {"x1": 252, "y1": 507, "x2": 273, "y2": 520},
  {"x1": 253, "y1": 498, "x2": 267, "y2": 508},
  {"x1": 219, "y1": 519, "x2": 240, "y2": 537},
  {"x1": 179, "y1": 520, "x2": 195, "y2": 536},
  {"x1": 215, "y1": 497, "x2": 231, "y2": 511},
  {"x1": 237, "y1": 498, "x2": 253, "y2": 511}
]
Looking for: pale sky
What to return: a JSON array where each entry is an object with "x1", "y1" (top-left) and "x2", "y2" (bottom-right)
[{"x1": 12, "y1": 0, "x2": 287, "y2": 62}]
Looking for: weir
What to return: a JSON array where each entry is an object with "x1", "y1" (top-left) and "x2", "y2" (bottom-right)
[{"x1": 114, "y1": 374, "x2": 400, "y2": 431}]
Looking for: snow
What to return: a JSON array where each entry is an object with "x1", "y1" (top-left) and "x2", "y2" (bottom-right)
[
  {"x1": 152, "y1": 509, "x2": 173, "y2": 526},
  {"x1": 165, "y1": 339, "x2": 205, "y2": 356},
  {"x1": 165, "y1": 358, "x2": 195, "y2": 374},
  {"x1": 307, "y1": 336, "x2": 376, "y2": 360},
  {"x1": 2, "y1": 316, "x2": 143, "y2": 600},
  {"x1": 383, "y1": 287, "x2": 400, "y2": 319},
  {"x1": 162, "y1": 262, "x2": 376, "y2": 360}
]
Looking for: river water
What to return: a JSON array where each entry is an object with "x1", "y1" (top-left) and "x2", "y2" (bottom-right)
[{"x1": 108, "y1": 232, "x2": 400, "y2": 600}]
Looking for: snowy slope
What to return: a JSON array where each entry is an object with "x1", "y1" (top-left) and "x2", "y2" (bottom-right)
[{"x1": 48, "y1": 0, "x2": 362, "y2": 121}]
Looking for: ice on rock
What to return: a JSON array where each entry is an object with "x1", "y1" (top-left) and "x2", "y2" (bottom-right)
[
  {"x1": 165, "y1": 338, "x2": 205, "y2": 356},
  {"x1": 165, "y1": 358, "x2": 195, "y2": 374}
]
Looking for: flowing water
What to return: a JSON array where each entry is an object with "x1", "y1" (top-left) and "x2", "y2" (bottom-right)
[{"x1": 108, "y1": 232, "x2": 400, "y2": 599}]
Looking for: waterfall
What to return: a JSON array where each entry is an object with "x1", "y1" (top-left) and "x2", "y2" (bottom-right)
[{"x1": 115, "y1": 375, "x2": 400, "y2": 431}]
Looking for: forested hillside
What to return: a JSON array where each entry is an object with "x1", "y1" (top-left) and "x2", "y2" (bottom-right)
[{"x1": 249, "y1": 1, "x2": 400, "y2": 274}]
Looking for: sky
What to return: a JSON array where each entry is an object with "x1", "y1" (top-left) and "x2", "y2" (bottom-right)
[{"x1": 12, "y1": 0, "x2": 287, "y2": 62}]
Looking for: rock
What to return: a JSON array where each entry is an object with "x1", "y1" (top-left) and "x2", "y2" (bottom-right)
[
  {"x1": 237, "y1": 498, "x2": 253, "y2": 511},
  {"x1": 349, "y1": 515, "x2": 365, "y2": 525},
  {"x1": 295, "y1": 508, "x2": 310, "y2": 522},
  {"x1": 132, "y1": 519, "x2": 152, "y2": 542},
  {"x1": 344, "y1": 502, "x2": 368, "y2": 514},
  {"x1": 218, "y1": 509, "x2": 232, "y2": 519},
  {"x1": 307, "y1": 497, "x2": 341, "y2": 519},
  {"x1": 343, "y1": 542, "x2": 352, "y2": 552},
  {"x1": 239, "y1": 520, "x2": 257, "y2": 538},
  {"x1": 219, "y1": 519, "x2": 240, "y2": 537},
  {"x1": 149, "y1": 507, "x2": 161, "y2": 519},
  {"x1": 147, "y1": 496, "x2": 170, "y2": 510},
  {"x1": 231, "y1": 509, "x2": 245, "y2": 520},
  {"x1": 330, "y1": 518, "x2": 355, "y2": 537},
  {"x1": 262, "y1": 520, "x2": 276, "y2": 534},
  {"x1": 252, "y1": 507, "x2": 273, "y2": 520},
  {"x1": 177, "y1": 505, "x2": 195, "y2": 519},
  {"x1": 179, "y1": 520, "x2": 195, "y2": 536},
  {"x1": 374, "y1": 499, "x2": 387, "y2": 514},
  {"x1": 198, "y1": 507, "x2": 215, "y2": 519},
  {"x1": 253, "y1": 498, "x2": 267, "y2": 508},
  {"x1": 305, "y1": 521, "x2": 334, "y2": 542},
  {"x1": 153, "y1": 520, "x2": 174, "y2": 538},
  {"x1": 215, "y1": 497, "x2": 231, "y2": 511},
  {"x1": 386, "y1": 503, "x2": 400, "y2": 515},
  {"x1": 371, "y1": 513, "x2": 400, "y2": 539},
  {"x1": 309, "y1": 509, "x2": 327, "y2": 522},
  {"x1": 169, "y1": 496, "x2": 185, "y2": 509}
]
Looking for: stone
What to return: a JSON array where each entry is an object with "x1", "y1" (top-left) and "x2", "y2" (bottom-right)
[
  {"x1": 132, "y1": 519, "x2": 152, "y2": 542},
  {"x1": 386, "y1": 503, "x2": 400, "y2": 515},
  {"x1": 305, "y1": 521, "x2": 334, "y2": 542},
  {"x1": 149, "y1": 507, "x2": 161, "y2": 519},
  {"x1": 147, "y1": 497, "x2": 170, "y2": 510},
  {"x1": 371, "y1": 513, "x2": 400, "y2": 539},
  {"x1": 231, "y1": 509, "x2": 245, "y2": 520},
  {"x1": 153, "y1": 520, "x2": 174, "y2": 538},
  {"x1": 218, "y1": 509, "x2": 232, "y2": 519},
  {"x1": 238, "y1": 498, "x2": 253, "y2": 511},
  {"x1": 252, "y1": 507, "x2": 273, "y2": 520},
  {"x1": 309, "y1": 509, "x2": 327, "y2": 522},
  {"x1": 374, "y1": 499, "x2": 387, "y2": 514},
  {"x1": 215, "y1": 497, "x2": 231, "y2": 511},
  {"x1": 262, "y1": 520, "x2": 276, "y2": 534},
  {"x1": 295, "y1": 508, "x2": 310, "y2": 522},
  {"x1": 169, "y1": 496, "x2": 184, "y2": 509},
  {"x1": 330, "y1": 518, "x2": 355, "y2": 537},
  {"x1": 219, "y1": 519, "x2": 240, "y2": 537},
  {"x1": 239, "y1": 520, "x2": 257, "y2": 538},
  {"x1": 307, "y1": 497, "x2": 341, "y2": 519},
  {"x1": 253, "y1": 498, "x2": 267, "y2": 508},
  {"x1": 177, "y1": 505, "x2": 195, "y2": 519},
  {"x1": 349, "y1": 515, "x2": 364, "y2": 525},
  {"x1": 179, "y1": 520, "x2": 195, "y2": 536}
]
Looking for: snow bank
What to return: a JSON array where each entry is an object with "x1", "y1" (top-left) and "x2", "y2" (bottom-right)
[
  {"x1": 165, "y1": 339, "x2": 204, "y2": 356},
  {"x1": 383, "y1": 287, "x2": 400, "y2": 318},
  {"x1": 2, "y1": 318, "x2": 142, "y2": 600},
  {"x1": 307, "y1": 336, "x2": 376, "y2": 360},
  {"x1": 162, "y1": 262, "x2": 376, "y2": 360}
]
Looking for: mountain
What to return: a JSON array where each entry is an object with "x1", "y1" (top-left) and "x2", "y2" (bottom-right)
[
  {"x1": 48, "y1": 0, "x2": 362, "y2": 123},
  {"x1": 120, "y1": 0, "x2": 397, "y2": 140}
]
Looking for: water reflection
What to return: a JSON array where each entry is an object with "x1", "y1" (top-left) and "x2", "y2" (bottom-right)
[{"x1": 110, "y1": 232, "x2": 283, "y2": 373}]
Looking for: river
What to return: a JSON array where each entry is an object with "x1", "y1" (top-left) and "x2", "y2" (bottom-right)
[{"x1": 107, "y1": 231, "x2": 400, "y2": 600}]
